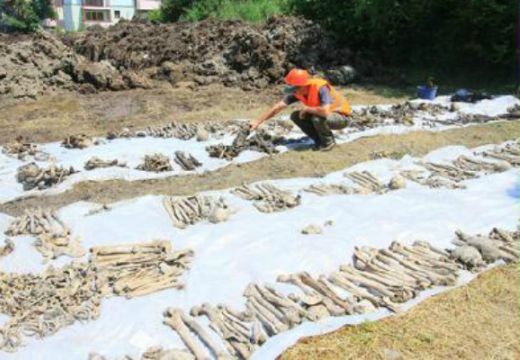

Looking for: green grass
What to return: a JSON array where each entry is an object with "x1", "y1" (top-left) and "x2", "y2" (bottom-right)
[{"x1": 183, "y1": 0, "x2": 289, "y2": 22}]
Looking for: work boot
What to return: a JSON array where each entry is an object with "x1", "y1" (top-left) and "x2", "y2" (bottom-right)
[
  {"x1": 319, "y1": 142, "x2": 336, "y2": 152},
  {"x1": 310, "y1": 116, "x2": 335, "y2": 147}
]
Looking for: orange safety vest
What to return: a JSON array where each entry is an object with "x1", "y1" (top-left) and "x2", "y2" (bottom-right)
[{"x1": 294, "y1": 78, "x2": 352, "y2": 116}]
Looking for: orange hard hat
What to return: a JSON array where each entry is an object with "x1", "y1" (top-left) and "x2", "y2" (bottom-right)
[{"x1": 284, "y1": 68, "x2": 309, "y2": 86}]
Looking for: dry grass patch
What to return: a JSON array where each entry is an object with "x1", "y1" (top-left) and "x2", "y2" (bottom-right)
[
  {"x1": 281, "y1": 264, "x2": 519, "y2": 360},
  {"x1": 0, "y1": 85, "x2": 407, "y2": 145}
]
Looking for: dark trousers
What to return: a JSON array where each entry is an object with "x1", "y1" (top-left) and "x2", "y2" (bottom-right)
[{"x1": 290, "y1": 111, "x2": 350, "y2": 146}]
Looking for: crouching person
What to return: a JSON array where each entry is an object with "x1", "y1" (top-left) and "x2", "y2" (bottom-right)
[{"x1": 249, "y1": 68, "x2": 352, "y2": 151}]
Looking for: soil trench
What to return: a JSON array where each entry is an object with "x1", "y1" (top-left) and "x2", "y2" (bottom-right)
[{"x1": 0, "y1": 120, "x2": 516, "y2": 216}]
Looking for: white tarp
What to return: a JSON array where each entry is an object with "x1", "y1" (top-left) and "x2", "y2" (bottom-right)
[
  {"x1": 1, "y1": 141, "x2": 517, "y2": 359},
  {"x1": 0, "y1": 95, "x2": 517, "y2": 204}
]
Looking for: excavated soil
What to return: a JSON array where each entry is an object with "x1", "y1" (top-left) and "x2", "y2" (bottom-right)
[
  {"x1": 67, "y1": 16, "x2": 357, "y2": 90},
  {"x1": 0, "y1": 16, "x2": 377, "y2": 101},
  {"x1": 0, "y1": 121, "x2": 516, "y2": 216},
  {"x1": 0, "y1": 31, "x2": 151, "y2": 99}
]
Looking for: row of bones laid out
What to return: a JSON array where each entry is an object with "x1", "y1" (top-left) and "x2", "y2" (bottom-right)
[{"x1": 97, "y1": 227, "x2": 517, "y2": 360}]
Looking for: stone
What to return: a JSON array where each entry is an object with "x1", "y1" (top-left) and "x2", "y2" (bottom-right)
[
  {"x1": 388, "y1": 175, "x2": 406, "y2": 190},
  {"x1": 451, "y1": 245, "x2": 483, "y2": 269},
  {"x1": 208, "y1": 207, "x2": 231, "y2": 224},
  {"x1": 383, "y1": 348, "x2": 403, "y2": 360},
  {"x1": 493, "y1": 161, "x2": 512, "y2": 172},
  {"x1": 325, "y1": 65, "x2": 357, "y2": 85},
  {"x1": 301, "y1": 224, "x2": 322, "y2": 235},
  {"x1": 195, "y1": 127, "x2": 209, "y2": 142}
]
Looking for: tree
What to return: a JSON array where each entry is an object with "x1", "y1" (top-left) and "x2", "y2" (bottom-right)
[
  {"x1": 159, "y1": 0, "x2": 197, "y2": 22},
  {"x1": 288, "y1": 0, "x2": 514, "y2": 74},
  {"x1": 0, "y1": 0, "x2": 55, "y2": 32}
]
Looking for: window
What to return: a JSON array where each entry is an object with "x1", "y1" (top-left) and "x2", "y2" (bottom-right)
[
  {"x1": 114, "y1": 10, "x2": 120, "y2": 19},
  {"x1": 83, "y1": 0, "x2": 104, "y2": 7},
  {"x1": 85, "y1": 10, "x2": 109, "y2": 21}
]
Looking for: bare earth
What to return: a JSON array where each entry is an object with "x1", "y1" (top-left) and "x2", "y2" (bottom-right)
[
  {"x1": 281, "y1": 264, "x2": 519, "y2": 360},
  {"x1": 0, "y1": 85, "x2": 405, "y2": 145}
]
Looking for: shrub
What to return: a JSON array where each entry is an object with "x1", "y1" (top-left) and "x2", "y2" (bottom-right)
[
  {"x1": 160, "y1": 0, "x2": 289, "y2": 23},
  {"x1": 0, "y1": 0, "x2": 56, "y2": 32},
  {"x1": 288, "y1": 0, "x2": 514, "y2": 73}
]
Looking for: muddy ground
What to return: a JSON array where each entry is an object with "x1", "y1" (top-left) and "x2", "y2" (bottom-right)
[
  {"x1": 0, "y1": 85, "x2": 406, "y2": 144},
  {"x1": 0, "y1": 120, "x2": 516, "y2": 216}
]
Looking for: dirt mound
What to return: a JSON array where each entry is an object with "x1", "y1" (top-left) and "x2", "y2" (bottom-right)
[
  {"x1": 0, "y1": 17, "x2": 355, "y2": 99},
  {"x1": 69, "y1": 16, "x2": 353, "y2": 89},
  {"x1": 0, "y1": 31, "x2": 150, "y2": 99}
]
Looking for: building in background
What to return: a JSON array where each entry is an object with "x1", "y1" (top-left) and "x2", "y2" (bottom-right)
[
  {"x1": 135, "y1": 0, "x2": 161, "y2": 17},
  {"x1": 49, "y1": 0, "x2": 160, "y2": 31}
]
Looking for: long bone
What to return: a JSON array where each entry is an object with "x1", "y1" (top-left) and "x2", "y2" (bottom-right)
[
  {"x1": 163, "y1": 309, "x2": 210, "y2": 360},
  {"x1": 251, "y1": 320, "x2": 268, "y2": 346},
  {"x1": 163, "y1": 197, "x2": 182, "y2": 228},
  {"x1": 353, "y1": 254, "x2": 418, "y2": 286},
  {"x1": 413, "y1": 240, "x2": 450, "y2": 258},
  {"x1": 354, "y1": 247, "x2": 426, "y2": 287},
  {"x1": 91, "y1": 241, "x2": 169, "y2": 256},
  {"x1": 247, "y1": 296, "x2": 289, "y2": 333},
  {"x1": 246, "y1": 300, "x2": 279, "y2": 337},
  {"x1": 42, "y1": 210, "x2": 60, "y2": 235},
  {"x1": 177, "y1": 200, "x2": 197, "y2": 224},
  {"x1": 217, "y1": 305, "x2": 250, "y2": 337},
  {"x1": 172, "y1": 200, "x2": 191, "y2": 226},
  {"x1": 190, "y1": 304, "x2": 230, "y2": 339},
  {"x1": 389, "y1": 242, "x2": 458, "y2": 272},
  {"x1": 277, "y1": 274, "x2": 344, "y2": 316},
  {"x1": 403, "y1": 242, "x2": 454, "y2": 264},
  {"x1": 191, "y1": 304, "x2": 250, "y2": 358},
  {"x1": 337, "y1": 266, "x2": 415, "y2": 302},
  {"x1": 297, "y1": 272, "x2": 354, "y2": 313},
  {"x1": 304, "y1": 183, "x2": 353, "y2": 196},
  {"x1": 218, "y1": 305, "x2": 251, "y2": 323},
  {"x1": 345, "y1": 171, "x2": 385, "y2": 192},
  {"x1": 370, "y1": 249, "x2": 437, "y2": 285},
  {"x1": 316, "y1": 276, "x2": 357, "y2": 313},
  {"x1": 491, "y1": 228, "x2": 516, "y2": 244},
  {"x1": 118, "y1": 274, "x2": 183, "y2": 298},
  {"x1": 328, "y1": 272, "x2": 399, "y2": 312},
  {"x1": 487, "y1": 230, "x2": 519, "y2": 259},
  {"x1": 340, "y1": 264, "x2": 415, "y2": 290},
  {"x1": 453, "y1": 155, "x2": 498, "y2": 172},
  {"x1": 244, "y1": 284, "x2": 291, "y2": 326},
  {"x1": 483, "y1": 150, "x2": 518, "y2": 164},
  {"x1": 256, "y1": 285, "x2": 303, "y2": 326},
  {"x1": 377, "y1": 249, "x2": 455, "y2": 285},
  {"x1": 255, "y1": 285, "x2": 307, "y2": 324},
  {"x1": 385, "y1": 245, "x2": 455, "y2": 275},
  {"x1": 181, "y1": 197, "x2": 200, "y2": 218},
  {"x1": 38, "y1": 209, "x2": 53, "y2": 233},
  {"x1": 177, "y1": 310, "x2": 231, "y2": 360}
]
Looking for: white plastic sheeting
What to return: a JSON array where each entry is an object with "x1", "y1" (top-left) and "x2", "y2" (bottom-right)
[
  {"x1": 0, "y1": 141, "x2": 517, "y2": 359},
  {"x1": 0, "y1": 95, "x2": 517, "y2": 203}
]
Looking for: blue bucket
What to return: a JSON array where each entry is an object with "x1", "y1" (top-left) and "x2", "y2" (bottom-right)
[{"x1": 417, "y1": 85, "x2": 438, "y2": 100}]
